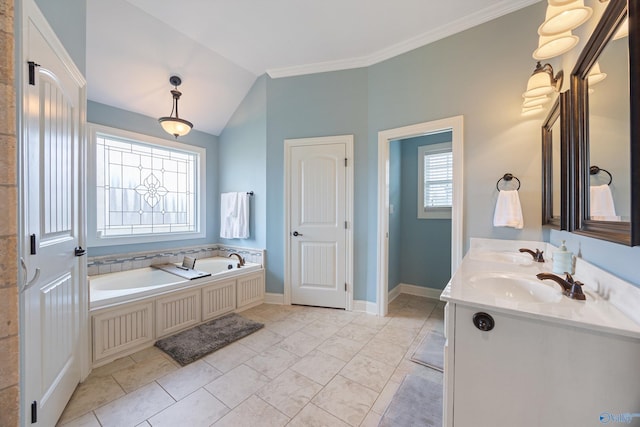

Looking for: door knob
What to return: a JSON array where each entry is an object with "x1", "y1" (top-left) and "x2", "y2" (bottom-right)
[
  {"x1": 292, "y1": 231, "x2": 303, "y2": 237},
  {"x1": 74, "y1": 246, "x2": 86, "y2": 256}
]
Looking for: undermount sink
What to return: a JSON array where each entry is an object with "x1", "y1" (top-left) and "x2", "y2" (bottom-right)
[
  {"x1": 469, "y1": 251, "x2": 534, "y2": 266},
  {"x1": 468, "y1": 272, "x2": 562, "y2": 303}
]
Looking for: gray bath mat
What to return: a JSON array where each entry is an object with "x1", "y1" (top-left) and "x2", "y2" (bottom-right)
[
  {"x1": 155, "y1": 313, "x2": 263, "y2": 366},
  {"x1": 410, "y1": 330, "x2": 445, "y2": 372},
  {"x1": 378, "y1": 374, "x2": 443, "y2": 427}
]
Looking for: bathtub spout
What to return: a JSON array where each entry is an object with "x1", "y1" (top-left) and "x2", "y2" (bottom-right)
[{"x1": 229, "y1": 253, "x2": 245, "y2": 267}]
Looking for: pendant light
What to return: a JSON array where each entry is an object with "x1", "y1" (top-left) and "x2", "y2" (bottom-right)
[
  {"x1": 538, "y1": 1, "x2": 593, "y2": 36},
  {"x1": 158, "y1": 75, "x2": 193, "y2": 138}
]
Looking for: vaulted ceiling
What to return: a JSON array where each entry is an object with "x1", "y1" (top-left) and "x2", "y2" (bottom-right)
[{"x1": 87, "y1": 0, "x2": 540, "y2": 136}]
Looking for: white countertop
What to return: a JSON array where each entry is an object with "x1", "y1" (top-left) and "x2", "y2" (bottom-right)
[{"x1": 441, "y1": 238, "x2": 640, "y2": 339}]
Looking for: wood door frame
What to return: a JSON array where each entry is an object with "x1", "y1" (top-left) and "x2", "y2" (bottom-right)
[
  {"x1": 18, "y1": 0, "x2": 89, "y2": 421},
  {"x1": 284, "y1": 135, "x2": 354, "y2": 310},
  {"x1": 377, "y1": 116, "x2": 464, "y2": 316}
]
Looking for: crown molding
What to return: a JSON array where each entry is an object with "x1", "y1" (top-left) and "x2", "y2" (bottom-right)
[{"x1": 268, "y1": 0, "x2": 541, "y2": 79}]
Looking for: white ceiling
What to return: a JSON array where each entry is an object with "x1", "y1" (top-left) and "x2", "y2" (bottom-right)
[{"x1": 87, "y1": 0, "x2": 540, "y2": 136}]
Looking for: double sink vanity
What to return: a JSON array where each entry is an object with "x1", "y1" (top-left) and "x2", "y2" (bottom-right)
[{"x1": 440, "y1": 238, "x2": 640, "y2": 427}]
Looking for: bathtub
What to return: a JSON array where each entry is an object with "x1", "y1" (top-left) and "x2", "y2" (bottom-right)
[
  {"x1": 90, "y1": 257, "x2": 262, "y2": 309},
  {"x1": 89, "y1": 256, "x2": 265, "y2": 366}
]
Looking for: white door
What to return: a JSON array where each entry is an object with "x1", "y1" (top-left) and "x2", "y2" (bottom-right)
[
  {"x1": 287, "y1": 137, "x2": 352, "y2": 309},
  {"x1": 21, "y1": 1, "x2": 86, "y2": 424}
]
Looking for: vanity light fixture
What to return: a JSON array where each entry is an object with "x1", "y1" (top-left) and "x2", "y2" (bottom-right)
[
  {"x1": 533, "y1": 30, "x2": 579, "y2": 60},
  {"x1": 613, "y1": 16, "x2": 628, "y2": 40},
  {"x1": 158, "y1": 75, "x2": 193, "y2": 138},
  {"x1": 522, "y1": 94, "x2": 551, "y2": 108},
  {"x1": 523, "y1": 62, "x2": 564, "y2": 98},
  {"x1": 587, "y1": 62, "x2": 607, "y2": 86},
  {"x1": 522, "y1": 105, "x2": 545, "y2": 116},
  {"x1": 538, "y1": 1, "x2": 593, "y2": 36}
]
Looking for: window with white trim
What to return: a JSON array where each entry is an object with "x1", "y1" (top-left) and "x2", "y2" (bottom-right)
[
  {"x1": 418, "y1": 142, "x2": 453, "y2": 219},
  {"x1": 89, "y1": 124, "x2": 206, "y2": 246}
]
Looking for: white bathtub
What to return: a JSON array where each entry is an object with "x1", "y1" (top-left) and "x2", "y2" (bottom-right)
[
  {"x1": 90, "y1": 257, "x2": 262, "y2": 309},
  {"x1": 89, "y1": 256, "x2": 265, "y2": 366}
]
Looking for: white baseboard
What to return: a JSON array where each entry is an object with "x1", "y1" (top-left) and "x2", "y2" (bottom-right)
[
  {"x1": 353, "y1": 300, "x2": 378, "y2": 315},
  {"x1": 396, "y1": 283, "x2": 443, "y2": 300},
  {"x1": 264, "y1": 293, "x2": 284, "y2": 305},
  {"x1": 388, "y1": 285, "x2": 402, "y2": 303}
]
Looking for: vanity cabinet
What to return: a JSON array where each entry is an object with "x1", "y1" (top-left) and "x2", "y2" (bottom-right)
[{"x1": 444, "y1": 303, "x2": 640, "y2": 427}]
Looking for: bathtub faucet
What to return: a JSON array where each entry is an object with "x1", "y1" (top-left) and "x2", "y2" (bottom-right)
[{"x1": 229, "y1": 253, "x2": 245, "y2": 267}]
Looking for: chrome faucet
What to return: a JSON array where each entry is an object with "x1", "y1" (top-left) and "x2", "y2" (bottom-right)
[
  {"x1": 536, "y1": 272, "x2": 586, "y2": 300},
  {"x1": 519, "y1": 248, "x2": 545, "y2": 262},
  {"x1": 228, "y1": 252, "x2": 245, "y2": 267}
]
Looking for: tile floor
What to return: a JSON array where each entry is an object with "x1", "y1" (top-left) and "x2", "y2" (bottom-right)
[{"x1": 58, "y1": 294, "x2": 444, "y2": 427}]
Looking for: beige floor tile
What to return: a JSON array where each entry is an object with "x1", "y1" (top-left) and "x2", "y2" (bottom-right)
[
  {"x1": 59, "y1": 411, "x2": 101, "y2": 427},
  {"x1": 129, "y1": 346, "x2": 173, "y2": 364},
  {"x1": 390, "y1": 359, "x2": 444, "y2": 384},
  {"x1": 317, "y1": 335, "x2": 365, "y2": 362},
  {"x1": 277, "y1": 331, "x2": 320, "y2": 357},
  {"x1": 312, "y1": 375, "x2": 378, "y2": 427},
  {"x1": 299, "y1": 320, "x2": 341, "y2": 341},
  {"x1": 265, "y1": 318, "x2": 307, "y2": 336},
  {"x1": 358, "y1": 337, "x2": 407, "y2": 366},
  {"x1": 244, "y1": 346, "x2": 299, "y2": 379},
  {"x1": 287, "y1": 403, "x2": 350, "y2": 427},
  {"x1": 257, "y1": 369, "x2": 323, "y2": 417},
  {"x1": 254, "y1": 307, "x2": 291, "y2": 322},
  {"x1": 290, "y1": 349, "x2": 346, "y2": 386},
  {"x1": 238, "y1": 328, "x2": 284, "y2": 352},
  {"x1": 375, "y1": 325, "x2": 418, "y2": 347},
  {"x1": 112, "y1": 354, "x2": 178, "y2": 393},
  {"x1": 147, "y1": 388, "x2": 229, "y2": 427},
  {"x1": 285, "y1": 309, "x2": 323, "y2": 324},
  {"x1": 359, "y1": 410, "x2": 382, "y2": 427},
  {"x1": 213, "y1": 395, "x2": 289, "y2": 427},
  {"x1": 58, "y1": 375, "x2": 125, "y2": 424},
  {"x1": 370, "y1": 380, "x2": 401, "y2": 415},
  {"x1": 89, "y1": 357, "x2": 135, "y2": 378},
  {"x1": 202, "y1": 341, "x2": 257, "y2": 373},
  {"x1": 156, "y1": 360, "x2": 222, "y2": 400},
  {"x1": 350, "y1": 313, "x2": 390, "y2": 330},
  {"x1": 94, "y1": 382, "x2": 174, "y2": 427},
  {"x1": 339, "y1": 354, "x2": 395, "y2": 392},
  {"x1": 135, "y1": 422, "x2": 151, "y2": 427},
  {"x1": 386, "y1": 314, "x2": 427, "y2": 331},
  {"x1": 204, "y1": 364, "x2": 270, "y2": 408},
  {"x1": 335, "y1": 324, "x2": 378, "y2": 343}
]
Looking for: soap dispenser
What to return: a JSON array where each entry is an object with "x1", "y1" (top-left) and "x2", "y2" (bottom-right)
[{"x1": 552, "y1": 241, "x2": 573, "y2": 275}]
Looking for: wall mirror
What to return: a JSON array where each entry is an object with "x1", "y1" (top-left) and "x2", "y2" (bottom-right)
[
  {"x1": 542, "y1": 92, "x2": 570, "y2": 229},
  {"x1": 571, "y1": 0, "x2": 639, "y2": 245}
]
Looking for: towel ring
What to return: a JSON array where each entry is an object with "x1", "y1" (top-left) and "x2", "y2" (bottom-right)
[
  {"x1": 589, "y1": 166, "x2": 612, "y2": 185},
  {"x1": 496, "y1": 173, "x2": 521, "y2": 191}
]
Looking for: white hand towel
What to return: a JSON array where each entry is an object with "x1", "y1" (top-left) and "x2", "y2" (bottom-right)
[
  {"x1": 590, "y1": 185, "x2": 619, "y2": 221},
  {"x1": 493, "y1": 190, "x2": 524, "y2": 229},
  {"x1": 220, "y1": 192, "x2": 250, "y2": 239}
]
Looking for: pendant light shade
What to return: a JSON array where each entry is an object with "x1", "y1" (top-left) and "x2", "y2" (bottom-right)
[
  {"x1": 522, "y1": 95, "x2": 551, "y2": 108},
  {"x1": 533, "y1": 30, "x2": 578, "y2": 60},
  {"x1": 522, "y1": 62, "x2": 564, "y2": 98},
  {"x1": 522, "y1": 105, "x2": 544, "y2": 116},
  {"x1": 158, "y1": 76, "x2": 193, "y2": 138},
  {"x1": 538, "y1": 1, "x2": 592, "y2": 36}
]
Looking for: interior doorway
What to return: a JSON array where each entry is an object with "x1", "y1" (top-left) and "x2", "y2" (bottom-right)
[{"x1": 376, "y1": 117, "x2": 464, "y2": 316}]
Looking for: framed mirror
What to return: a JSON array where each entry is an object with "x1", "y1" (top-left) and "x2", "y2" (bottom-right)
[
  {"x1": 542, "y1": 92, "x2": 571, "y2": 229},
  {"x1": 571, "y1": 0, "x2": 639, "y2": 245}
]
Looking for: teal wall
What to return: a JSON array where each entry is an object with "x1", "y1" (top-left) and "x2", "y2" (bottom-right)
[
  {"x1": 86, "y1": 101, "x2": 219, "y2": 257},
  {"x1": 218, "y1": 75, "x2": 268, "y2": 250},
  {"x1": 398, "y1": 133, "x2": 452, "y2": 290},
  {"x1": 388, "y1": 140, "x2": 402, "y2": 291},
  {"x1": 35, "y1": 0, "x2": 86, "y2": 75},
  {"x1": 265, "y1": 69, "x2": 369, "y2": 296}
]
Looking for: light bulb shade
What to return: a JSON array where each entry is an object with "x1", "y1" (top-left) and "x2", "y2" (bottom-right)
[
  {"x1": 533, "y1": 31, "x2": 578, "y2": 60},
  {"x1": 538, "y1": 1, "x2": 592, "y2": 36},
  {"x1": 548, "y1": 0, "x2": 576, "y2": 5},
  {"x1": 587, "y1": 62, "x2": 607, "y2": 86},
  {"x1": 523, "y1": 70, "x2": 554, "y2": 98},
  {"x1": 159, "y1": 117, "x2": 193, "y2": 137},
  {"x1": 522, "y1": 95, "x2": 551, "y2": 108},
  {"x1": 613, "y1": 17, "x2": 628, "y2": 40},
  {"x1": 522, "y1": 105, "x2": 544, "y2": 116}
]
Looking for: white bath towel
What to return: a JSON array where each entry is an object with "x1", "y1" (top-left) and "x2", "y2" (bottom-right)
[
  {"x1": 590, "y1": 185, "x2": 619, "y2": 221},
  {"x1": 220, "y1": 192, "x2": 250, "y2": 239},
  {"x1": 493, "y1": 190, "x2": 524, "y2": 229}
]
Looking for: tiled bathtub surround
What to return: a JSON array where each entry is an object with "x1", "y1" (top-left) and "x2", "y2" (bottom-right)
[{"x1": 88, "y1": 245, "x2": 265, "y2": 276}]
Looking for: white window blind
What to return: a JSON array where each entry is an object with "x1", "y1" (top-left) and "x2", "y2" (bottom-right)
[{"x1": 418, "y1": 142, "x2": 452, "y2": 219}]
